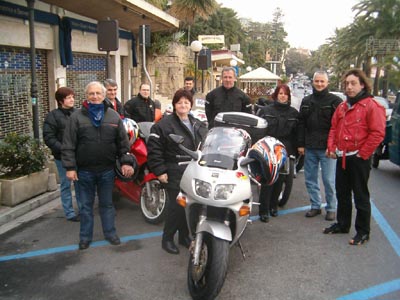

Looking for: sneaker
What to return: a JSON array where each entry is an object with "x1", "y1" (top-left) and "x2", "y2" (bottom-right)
[
  {"x1": 323, "y1": 223, "x2": 349, "y2": 234},
  {"x1": 305, "y1": 209, "x2": 321, "y2": 218},
  {"x1": 325, "y1": 211, "x2": 335, "y2": 221},
  {"x1": 349, "y1": 233, "x2": 369, "y2": 245}
]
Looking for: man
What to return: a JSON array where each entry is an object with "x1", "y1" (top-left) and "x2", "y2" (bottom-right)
[
  {"x1": 103, "y1": 79, "x2": 124, "y2": 117},
  {"x1": 43, "y1": 87, "x2": 81, "y2": 222},
  {"x1": 325, "y1": 69, "x2": 385, "y2": 245},
  {"x1": 205, "y1": 67, "x2": 251, "y2": 128},
  {"x1": 62, "y1": 81, "x2": 136, "y2": 250},
  {"x1": 297, "y1": 70, "x2": 343, "y2": 221},
  {"x1": 184, "y1": 76, "x2": 195, "y2": 96},
  {"x1": 124, "y1": 83, "x2": 155, "y2": 122}
]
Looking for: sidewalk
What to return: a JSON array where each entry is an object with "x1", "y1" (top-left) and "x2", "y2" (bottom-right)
[{"x1": 0, "y1": 190, "x2": 61, "y2": 235}]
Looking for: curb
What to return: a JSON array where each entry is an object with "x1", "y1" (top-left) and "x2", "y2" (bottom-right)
[{"x1": 0, "y1": 190, "x2": 61, "y2": 235}]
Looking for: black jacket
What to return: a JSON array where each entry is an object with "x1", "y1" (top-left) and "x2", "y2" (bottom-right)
[
  {"x1": 61, "y1": 101, "x2": 134, "y2": 172},
  {"x1": 257, "y1": 101, "x2": 299, "y2": 155},
  {"x1": 43, "y1": 107, "x2": 76, "y2": 160},
  {"x1": 124, "y1": 94, "x2": 155, "y2": 122},
  {"x1": 205, "y1": 86, "x2": 251, "y2": 128},
  {"x1": 297, "y1": 88, "x2": 342, "y2": 149},
  {"x1": 104, "y1": 97, "x2": 124, "y2": 116},
  {"x1": 147, "y1": 113, "x2": 208, "y2": 189}
]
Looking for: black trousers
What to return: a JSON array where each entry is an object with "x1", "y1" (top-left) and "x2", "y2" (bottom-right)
[
  {"x1": 259, "y1": 175, "x2": 284, "y2": 215},
  {"x1": 336, "y1": 156, "x2": 371, "y2": 235},
  {"x1": 162, "y1": 188, "x2": 189, "y2": 241}
]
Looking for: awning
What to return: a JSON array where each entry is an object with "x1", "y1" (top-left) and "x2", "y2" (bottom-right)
[{"x1": 40, "y1": 0, "x2": 179, "y2": 33}]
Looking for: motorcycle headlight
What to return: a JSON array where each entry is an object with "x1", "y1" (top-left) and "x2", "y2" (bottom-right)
[
  {"x1": 194, "y1": 179, "x2": 212, "y2": 198},
  {"x1": 214, "y1": 184, "x2": 235, "y2": 200}
]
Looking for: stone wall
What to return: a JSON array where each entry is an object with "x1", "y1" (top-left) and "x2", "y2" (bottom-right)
[{"x1": 147, "y1": 42, "x2": 190, "y2": 108}]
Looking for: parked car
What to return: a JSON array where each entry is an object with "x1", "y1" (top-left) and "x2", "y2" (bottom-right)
[
  {"x1": 371, "y1": 92, "x2": 400, "y2": 168},
  {"x1": 331, "y1": 91, "x2": 346, "y2": 101},
  {"x1": 374, "y1": 96, "x2": 393, "y2": 121}
]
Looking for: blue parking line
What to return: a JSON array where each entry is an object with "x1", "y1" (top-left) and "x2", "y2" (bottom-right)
[
  {"x1": 337, "y1": 200, "x2": 400, "y2": 299},
  {"x1": 337, "y1": 278, "x2": 400, "y2": 300},
  {"x1": 0, "y1": 231, "x2": 162, "y2": 262},
  {"x1": 371, "y1": 200, "x2": 400, "y2": 257},
  {"x1": 1, "y1": 201, "x2": 400, "y2": 299}
]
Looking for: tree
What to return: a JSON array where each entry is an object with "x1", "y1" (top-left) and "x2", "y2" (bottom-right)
[{"x1": 169, "y1": 0, "x2": 218, "y2": 43}]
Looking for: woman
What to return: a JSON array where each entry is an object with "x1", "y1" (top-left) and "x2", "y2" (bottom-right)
[
  {"x1": 147, "y1": 89, "x2": 208, "y2": 254},
  {"x1": 43, "y1": 87, "x2": 81, "y2": 222},
  {"x1": 257, "y1": 84, "x2": 299, "y2": 222}
]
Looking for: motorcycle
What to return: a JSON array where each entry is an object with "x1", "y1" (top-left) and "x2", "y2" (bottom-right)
[
  {"x1": 171, "y1": 112, "x2": 283, "y2": 300},
  {"x1": 114, "y1": 121, "x2": 167, "y2": 224}
]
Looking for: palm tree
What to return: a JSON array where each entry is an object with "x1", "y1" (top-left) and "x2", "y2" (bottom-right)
[{"x1": 169, "y1": 0, "x2": 218, "y2": 43}]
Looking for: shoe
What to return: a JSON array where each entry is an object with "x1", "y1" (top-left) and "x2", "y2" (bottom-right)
[
  {"x1": 305, "y1": 209, "x2": 321, "y2": 218},
  {"x1": 325, "y1": 211, "x2": 335, "y2": 221},
  {"x1": 270, "y1": 209, "x2": 278, "y2": 217},
  {"x1": 259, "y1": 214, "x2": 269, "y2": 223},
  {"x1": 178, "y1": 236, "x2": 192, "y2": 249},
  {"x1": 162, "y1": 240, "x2": 179, "y2": 254},
  {"x1": 67, "y1": 215, "x2": 80, "y2": 222},
  {"x1": 78, "y1": 240, "x2": 90, "y2": 250},
  {"x1": 106, "y1": 235, "x2": 121, "y2": 246},
  {"x1": 349, "y1": 233, "x2": 369, "y2": 245},
  {"x1": 323, "y1": 223, "x2": 349, "y2": 234}
]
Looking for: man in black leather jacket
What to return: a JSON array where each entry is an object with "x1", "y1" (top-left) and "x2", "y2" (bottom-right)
[{"x1": 205, "y1": 67, "x2": 251, "y2": 128}]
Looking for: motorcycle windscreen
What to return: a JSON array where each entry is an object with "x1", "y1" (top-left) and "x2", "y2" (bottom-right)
[{"x1": 199, "y1": 127, "x2": 249, "y2": 170}]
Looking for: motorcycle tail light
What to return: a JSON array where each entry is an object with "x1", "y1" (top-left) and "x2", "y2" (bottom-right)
[
  {"x1": 176, "y1": 194, "x2": 187, "y2": 208},
  {"x1": 214, "y1": 184, "x2": 235, "y2": 200},
  {"x1": 194, "y1": 179, "x2": 212, "y2": 198},
  {"x1": 239, "y1": 205, "x2": 250, "y2": 216}
]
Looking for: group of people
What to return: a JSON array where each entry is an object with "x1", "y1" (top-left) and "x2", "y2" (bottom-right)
[
  {"x1": 257, "y1": 69, "x2": 385, "y2": 246},
  {"x1": 43, "y1": 66, "x2": 385, "y2": 253}
]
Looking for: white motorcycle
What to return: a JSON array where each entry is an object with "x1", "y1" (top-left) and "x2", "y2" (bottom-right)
[{"x1": 171, "y1": 112, "x2": 274, "y2": 300}]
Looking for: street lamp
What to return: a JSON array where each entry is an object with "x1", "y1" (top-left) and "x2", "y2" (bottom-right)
[
  {"x1": 230, "y1": 59, "x2": 238, "y2": 76},
  {"x1": 190, "y1": 40, "x2": 202, "y2": 92},
  {"x1": 246, "y1": 66, "x2": 252, "y2": 72}
]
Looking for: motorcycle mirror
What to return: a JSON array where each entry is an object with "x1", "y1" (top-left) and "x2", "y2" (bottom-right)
[{"x1": 169, "y1": 134, "x2": 184, "y2": 144}]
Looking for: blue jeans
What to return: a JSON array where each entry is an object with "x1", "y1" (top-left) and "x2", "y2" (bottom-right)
[
  {"x1": 78, "y1": 169, "x2": 117, "y2": 242},
  {"x1": 304, "y1": 148, "x2": 337, "y2": 212},
  {"x1": 55, "y1": 159, "x2": 81, "y2": 219}
]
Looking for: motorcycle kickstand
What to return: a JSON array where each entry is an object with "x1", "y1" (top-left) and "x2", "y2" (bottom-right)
[{"x1": 237, "y1": 240, "x2": 247, "y2": 261}]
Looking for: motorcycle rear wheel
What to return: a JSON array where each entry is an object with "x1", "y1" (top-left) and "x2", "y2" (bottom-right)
[
  {"x1": 140, "y1": 180, "x2": 167, "y2": 224},
  {"x1": 278, "y1": 158, "x2": 295, "y2": 207},
  {"x1": 188, "y1": 233, "x2": 229, "y2": 300}
]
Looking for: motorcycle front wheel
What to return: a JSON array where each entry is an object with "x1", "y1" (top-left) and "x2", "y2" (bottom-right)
[
  {"x1": 188, "y1": 233, "x2": 230, "y2": 300},
  {"x1": 140, "y1": 180, "x2": 168, "y2": 224}
]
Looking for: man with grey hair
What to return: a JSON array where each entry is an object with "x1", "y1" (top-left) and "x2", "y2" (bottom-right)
[
  {"x1": 205, "y1": 66, "x2": 251, "y2": 128},
  {"x1": 104, "y1": 78, "x2": 124, "y2": 116},
  {"x1": 297, "y1": 71, "x2": 343, "y2": 221},
  {"x1": 62, "y1": 81, "x2": 136, "y2": 250}
]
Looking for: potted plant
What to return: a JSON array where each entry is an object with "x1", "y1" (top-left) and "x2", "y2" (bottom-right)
[{"x1": 0, "y1": 132, "x2": 50, "y2": 206}]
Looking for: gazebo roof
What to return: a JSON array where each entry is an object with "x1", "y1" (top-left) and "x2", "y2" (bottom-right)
[{"x1": 239, "y1": 67, "x2": 282, "y2": 82}]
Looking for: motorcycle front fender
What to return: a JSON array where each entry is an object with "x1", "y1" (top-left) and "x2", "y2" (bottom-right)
[{"x1": 196, "y1": 219, "x2": 232, "y2": 242}]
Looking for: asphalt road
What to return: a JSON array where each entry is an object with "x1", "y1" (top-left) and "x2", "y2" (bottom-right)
[{"x1": 0, "y1": 158, "x2": 399, "y2": 300}]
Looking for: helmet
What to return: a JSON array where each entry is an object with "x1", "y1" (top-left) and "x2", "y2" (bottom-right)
[
  {"x1": 122, "y1": 118, "x2": 139, "y2": 145},
  {"x1": 115, "y1": 158, "x2": 137, "y2": 182},
  {"x1": 247, "y1": 136, "x2": 287, "y2": 185},
  {"x1": 165, "y1": 104, "x2": 173, "y2": 114}
]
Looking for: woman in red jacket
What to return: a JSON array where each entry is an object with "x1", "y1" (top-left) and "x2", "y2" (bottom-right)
[{"x1": 324, "y1": 69, "x2": 386, "y2": 245}]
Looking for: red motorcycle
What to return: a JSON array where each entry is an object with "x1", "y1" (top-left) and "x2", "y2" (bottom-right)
[{"x1": 114, "y1": 120, "x2": 167, "y2": 224}]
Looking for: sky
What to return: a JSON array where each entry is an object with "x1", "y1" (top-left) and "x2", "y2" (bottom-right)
[{"x1": 218, "y1": 0, "x2": 359, "y2": 50}]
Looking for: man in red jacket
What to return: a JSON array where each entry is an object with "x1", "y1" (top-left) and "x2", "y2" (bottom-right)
[{"x1": 324, "y1": 69, "x2": 386, "y2": 246}]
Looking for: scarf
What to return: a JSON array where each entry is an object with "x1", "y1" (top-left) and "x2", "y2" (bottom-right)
[{"x1": 88, "y1": 102, "x2": 104, "y2": 127}]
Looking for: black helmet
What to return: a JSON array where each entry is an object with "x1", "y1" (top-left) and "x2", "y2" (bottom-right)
[{"x1": 115, "y1": 155, "x2": 137, "y2": 182}]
